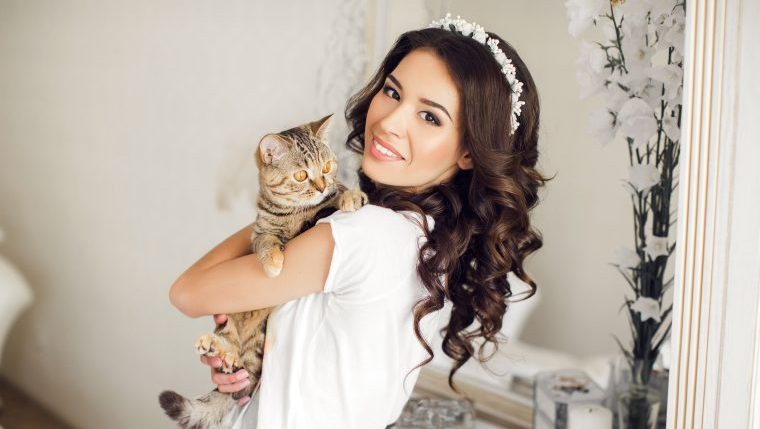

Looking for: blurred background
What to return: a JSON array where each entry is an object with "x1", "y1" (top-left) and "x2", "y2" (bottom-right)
[{"x1": 0, "y1": 0, "x2": 657, "y2": 427}]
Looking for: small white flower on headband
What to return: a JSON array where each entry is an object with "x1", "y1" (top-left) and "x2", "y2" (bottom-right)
[{"x1": 428, "y1": 13, "x2": 526, "y2": 135}]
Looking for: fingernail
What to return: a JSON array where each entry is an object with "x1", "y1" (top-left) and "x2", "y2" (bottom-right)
[
  {"x1": 239, "y1": 379, "x2": 251, "y2": 387},
  {"x1": 239, "y1": 396, "x2": 250, "y2": 406},
  {"x1": 236, "y1": 370, "x2": 249, "y2": 380}
]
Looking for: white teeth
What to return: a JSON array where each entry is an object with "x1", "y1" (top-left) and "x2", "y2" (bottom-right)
[{"x1": 373, "y1": 140, "x2": 401, "y2": 158}]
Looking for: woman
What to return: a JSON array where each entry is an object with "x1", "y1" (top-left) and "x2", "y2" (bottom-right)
[{"x1": 170, "y1": 14, "x2": 550, "y2": 428}]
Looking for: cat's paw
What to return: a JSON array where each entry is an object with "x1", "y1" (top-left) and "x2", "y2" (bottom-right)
[
  {"x1": 194, "y1": 334, "x2": 218, "y2": 356},
  {"x1": 194, "y1": 334, "x2": 242, "y2": 374},
  {"x1": 338, "y1": 188, "x2": 369, "y2": 212},
  {"x1": 261, "y1": 247, "x2": 284, "y2": 278}
]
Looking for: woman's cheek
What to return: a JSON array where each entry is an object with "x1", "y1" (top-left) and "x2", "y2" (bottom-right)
[{"x1": 424, "y1": 141, "x2": 454, "y2": 165}]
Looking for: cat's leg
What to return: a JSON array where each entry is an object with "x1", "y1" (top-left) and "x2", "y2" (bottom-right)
[
  {"x1": 337, "y1": 187, "x2": 369, "y2": 212},
  {"x1": 194, "y1": 333, "x2": 243, "y2": 374},
  {"x1": 229, "y1": 309, "x2": 272, "y2": 401},
  {"x1": 251, "y1": 233, "x2": 285, "y2": 278}
]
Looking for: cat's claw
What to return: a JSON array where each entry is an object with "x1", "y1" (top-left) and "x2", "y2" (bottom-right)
[{"x1": 339, "y1": 189, "x2": 369, "y2": 212}]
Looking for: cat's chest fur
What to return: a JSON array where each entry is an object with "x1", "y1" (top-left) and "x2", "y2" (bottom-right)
[{"x1": 255, "y1": 185, "x2": 342, "y2": 242}]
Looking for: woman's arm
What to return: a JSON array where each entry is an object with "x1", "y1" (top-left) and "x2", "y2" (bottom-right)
[{"x1": 169, "y1": 222, "x2": 335, "y2": 318}]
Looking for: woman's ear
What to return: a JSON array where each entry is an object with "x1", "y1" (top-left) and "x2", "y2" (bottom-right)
[{"x1": 457, "y1": 150, "x2": 474, "y2": 170}]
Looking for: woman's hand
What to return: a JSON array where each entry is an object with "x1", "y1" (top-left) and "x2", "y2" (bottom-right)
[{"x1": 200, "y1": 313, "x2": 252, "y2": 406}]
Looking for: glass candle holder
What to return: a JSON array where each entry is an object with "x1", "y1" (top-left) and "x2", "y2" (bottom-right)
[
  {"x1": 390, "y1": 397, "x2": 475, "y2": 429},
  {"x1": 533, "y1": 369, "x2": 607, "y2": 429}
]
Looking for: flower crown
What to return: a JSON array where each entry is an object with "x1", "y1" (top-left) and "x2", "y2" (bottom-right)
[{"x1": 428, "y1": 13, "x2": 525, "y2": 135}]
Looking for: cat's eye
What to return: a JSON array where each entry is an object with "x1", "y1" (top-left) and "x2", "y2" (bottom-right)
[
  {"x1": 293, "y1": 170, "x2": 308, "y2": 182},
  {"x1": 322, "y1": 161, "x2": 334, "y2": 174}
]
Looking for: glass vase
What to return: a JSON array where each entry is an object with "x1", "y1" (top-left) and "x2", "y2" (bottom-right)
[{"x1": 615, "y1": 357, "x2": 662, "y2": 429}]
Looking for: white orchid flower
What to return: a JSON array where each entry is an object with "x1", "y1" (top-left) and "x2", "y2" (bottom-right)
[
  {"x1": 629, "y1": 162, "x2": 661, "y2": 193},
  {"x1": 663, "y1": 112, "x2": 682, "y2": 142},
  {"x1": 646, "y1": 0, "x2": 675, "y2": 22},
  {"x1": 644, "y1": 233, "x2": 670, "y2": 259},
  {"x1": 647, "y1": 64, "x2": 684, "y2": 101},
  {"x1": 618, "y1": 97, "x2": 658, "y2": 149},
  {"x1": 614, "y1": 246, "x2": 641, "y2": 269},
  {"x1": 631, "y1": 297, "x2": 661, "y2": 323},
  {"x1": 589, "y1": 107, "x2": 618, "y2": 146},
  {"x1": 604, "y1": 76, "x2": 631, "y2": 112},
  {"x1": 618, "y1": 0, "x2": 652, "y2": 25},
  {"x1": 565, "y1": 0, "x2": 606, "y2": 36},
  {"x1": 660, "y1": 8, "x2": 686, "y2": 54},
  {"x1": 575, "y1": 41, "x2": 608, "y2": 99}
]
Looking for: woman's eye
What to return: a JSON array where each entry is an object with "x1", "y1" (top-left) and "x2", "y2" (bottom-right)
[
  {"x1": 382, "y1": 85, "x2": 399, "y2": 100},
  {"x1": 419, "y1": 111, "x2": 441, "y2": 126},
  {"x1": 293, "y1": 170, "x2": 308, "y2": 182},
  {"x1": 382, "y1": 85, "x2": 441, "y2": 127}
]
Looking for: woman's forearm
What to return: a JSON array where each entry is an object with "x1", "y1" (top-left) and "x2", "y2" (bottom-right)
[
  {"x1": 190, "y1": 222, "x2": 255, "y2": 272},
  {"x1": 168, "y1": 221, "x2": 334, "y2": 318},
  {"x1": 169, "y1": 222, "x2": 255, "y2": 308}
]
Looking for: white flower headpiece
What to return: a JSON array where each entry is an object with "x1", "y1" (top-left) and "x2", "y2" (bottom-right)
[{"x1": 428, "y1": 13, "x2": 526, "y2": 135}]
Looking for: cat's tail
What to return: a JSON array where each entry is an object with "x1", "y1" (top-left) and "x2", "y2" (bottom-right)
[{"x1": 158, "y1": 388, "x2": 239, "y2": 429}]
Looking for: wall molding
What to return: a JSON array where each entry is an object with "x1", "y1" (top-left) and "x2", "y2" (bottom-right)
[{"x1": 666, "y1": 0, "x2": 760, "y2": 427}]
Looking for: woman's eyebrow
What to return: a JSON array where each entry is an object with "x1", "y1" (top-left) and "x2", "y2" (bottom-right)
[{"x1": 387, "y1": 74, "x2": 453, "y2": 122}]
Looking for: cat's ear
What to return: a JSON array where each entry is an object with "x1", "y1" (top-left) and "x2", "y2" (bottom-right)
[
  {"x1": 309, "y1": 113, "x2": 334, "y2": 141},
  {"x1": 257, "y1": 134, "x2": 289, "y2": 165}
]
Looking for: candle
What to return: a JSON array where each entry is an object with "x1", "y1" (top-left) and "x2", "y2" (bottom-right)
[{"x1": 567, "y1": 403, "x2": 613, "y2": 429}]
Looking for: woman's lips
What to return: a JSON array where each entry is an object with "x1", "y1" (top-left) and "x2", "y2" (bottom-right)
[
  {"x1": 370, "y1": 138, "x2": 404, "y2": 161},
  {"x1": 370, "y1": 135, "x2": 404, "y2": 160}
]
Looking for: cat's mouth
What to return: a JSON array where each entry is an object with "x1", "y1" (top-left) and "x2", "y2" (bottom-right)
[{"x1": 303, "y1": 189, "x2": 332, "y2": 205}]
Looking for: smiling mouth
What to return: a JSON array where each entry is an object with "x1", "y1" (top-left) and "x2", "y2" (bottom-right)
[{"x1": 371, "y1": 136, "x2": 405, "y2": 160}]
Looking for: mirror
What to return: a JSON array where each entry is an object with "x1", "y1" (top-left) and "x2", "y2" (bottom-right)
[{"x1": 369, "y1": 1, "x2": 680, "y2": 428}]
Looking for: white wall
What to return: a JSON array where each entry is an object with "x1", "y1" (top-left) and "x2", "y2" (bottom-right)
[{"x1": 0, "y1": 1, "x2": 366, "y2": 428}]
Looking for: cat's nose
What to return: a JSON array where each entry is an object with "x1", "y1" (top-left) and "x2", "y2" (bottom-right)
[{"x1": 313, "y1": 178, "x2": 326, "y2": 193}]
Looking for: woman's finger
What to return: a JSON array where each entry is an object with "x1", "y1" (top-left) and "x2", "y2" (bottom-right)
[
  {"x1": 238, "y1": 396, "x2": 251, "y2": 406},
  {"x1": 212, "y1": 369, "x2": 248, "y2": 387},
  {"x1": 200, "y1": 355, "x2": 222, "y2": 368},
  {"x1": 213, "y1": 313, "x2": 228, "y2": 326},
  {"x1": 216, "y1": 376, "x2": 251, "y2": 393}
]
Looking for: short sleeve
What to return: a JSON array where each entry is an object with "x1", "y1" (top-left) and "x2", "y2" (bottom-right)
[{"x1": 314, "y1": 204, "x2": 431, "y2": 302}]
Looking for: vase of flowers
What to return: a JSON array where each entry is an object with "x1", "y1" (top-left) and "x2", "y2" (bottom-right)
[
  {"x1": 615, "y1": 358, "x2": 661, "y2": 429},
  {"x1": 564, "y1": 0, "x2": 686, "y2": 427}
]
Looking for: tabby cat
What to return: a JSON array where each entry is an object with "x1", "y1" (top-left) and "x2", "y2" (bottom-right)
[{"x1": 158, "y1": 113, "x2": 368, "y2": 429}]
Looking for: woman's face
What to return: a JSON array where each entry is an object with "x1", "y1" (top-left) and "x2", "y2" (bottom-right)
[{"x1": 362, "y1": 48, "x2": 473, "y2": 192}]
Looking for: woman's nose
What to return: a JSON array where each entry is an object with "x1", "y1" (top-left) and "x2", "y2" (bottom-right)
[{"x1": 376, "y1": 104, "x2": 408, "y2": 139}]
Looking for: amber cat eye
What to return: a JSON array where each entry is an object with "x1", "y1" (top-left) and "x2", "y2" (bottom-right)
[
  {"x1": 293, "y1": 170, "x2": 308, "y2": 182},
  {"x1": 322, "y1": 161, "x2": 334, "y2": 174}
]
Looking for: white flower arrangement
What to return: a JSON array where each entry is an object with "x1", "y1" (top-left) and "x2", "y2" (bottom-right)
[{"x1": 566, "y1": 0, "x2": 686, "y2": 401}]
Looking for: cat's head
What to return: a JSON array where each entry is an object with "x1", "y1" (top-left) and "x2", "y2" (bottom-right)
[{"x1": 255, "y1": 113, "x2": 339, "y2": 207}]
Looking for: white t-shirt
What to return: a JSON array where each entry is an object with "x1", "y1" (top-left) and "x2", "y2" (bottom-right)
[{"x1": 229, "y1": 203, "x2": 443, "y2": 429}]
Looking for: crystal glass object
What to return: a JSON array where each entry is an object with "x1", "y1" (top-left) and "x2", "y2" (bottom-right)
[
  {"x1": 389, "y1": 397, "x2": 475, "y2": 429},
  {"x1": 533, "y1": 369, "x2": 607, "y2": 429}
]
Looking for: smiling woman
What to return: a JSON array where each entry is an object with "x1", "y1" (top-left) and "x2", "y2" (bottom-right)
[
  {"x1": 362, "y1": 48, "x2": 473, "y2": 192},
  {"x1": 342, "y1": 16, "x2": 551, "y2": 406},
  {"x1": 169, "y1": 10, "x2": 550, "y2": 429}
]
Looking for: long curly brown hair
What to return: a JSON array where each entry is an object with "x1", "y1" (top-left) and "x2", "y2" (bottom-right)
[{"x1": 342, "y1": 27, "x2": 554, "y2": 393}]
